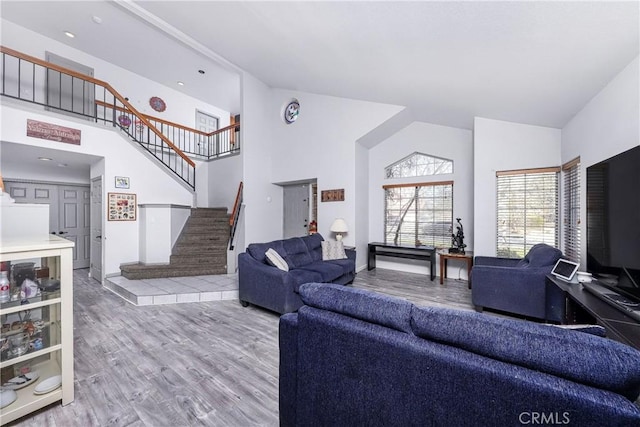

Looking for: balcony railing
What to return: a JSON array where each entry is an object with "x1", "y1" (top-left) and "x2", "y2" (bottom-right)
[
  {"x1": 0, "y1": 46, "x2": 248, "y2": 190},
  {"x1": 95, "y1": 101, "x2": 240, "y2": 159}
]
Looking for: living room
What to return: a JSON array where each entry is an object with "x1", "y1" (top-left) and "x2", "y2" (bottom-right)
[{"x1": 1, "y1": 1, "x2": 639, "y2": 425}]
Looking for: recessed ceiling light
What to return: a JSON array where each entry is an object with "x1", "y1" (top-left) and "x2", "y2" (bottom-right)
[
  {"x1": 64, "y1": 31, "x2": 75, "y2": 38},
  {"x1": 177, "y1": 81, "x2": 184, "y2": 86},
  {"x1": 38, "y1": 157, "x2": 53, "y2": 161},
  {"x1": 57, "y1": 163, "x2": 68, "y2": 168},
  {"x1": 91, "y1": 15, "x2": 102, "y2": 24}
]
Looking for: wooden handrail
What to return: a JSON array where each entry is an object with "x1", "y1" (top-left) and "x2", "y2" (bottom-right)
[
  {"x1": 1, "y1": 46, "x2": 195, "y2": 168},
  {"x1": 95, "y1": 99, "x2": 240, "y2": 138},
  {"x1": 230, "y1": 181, "x2": 243, "y2": 227},
  {"x1": 207, "y1": 123, "x2": 240, "y2": 137},
  {"x1": 95, "y1": 100, "x2": 208, "y2": 136}
]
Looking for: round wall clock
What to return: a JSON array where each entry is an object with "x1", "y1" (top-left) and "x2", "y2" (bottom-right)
[
  {"x1": 149, "y1": 96, "x2": 167, "y2": 112},
  {"x1": 284, "y1": 100, "x2": 300, "y2": 124}
]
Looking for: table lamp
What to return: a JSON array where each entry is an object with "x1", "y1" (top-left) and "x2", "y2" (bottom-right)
[{"x1": 330, "y1": 218, "x2": 348, "y2": 241}]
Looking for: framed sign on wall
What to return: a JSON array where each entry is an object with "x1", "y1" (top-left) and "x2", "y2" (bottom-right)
[
  {"x1": 321, "y1": 189, "x2": 345, "y2": 202},
  {"x1": 108, "y1": 192, "x2": 136, "y2": 221}
]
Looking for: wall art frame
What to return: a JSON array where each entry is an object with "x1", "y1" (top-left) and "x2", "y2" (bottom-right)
[
  {"x1": 108, "y1": 192, "x2": 137, "y2": 221},
  {"x1": 321, "y1": 188, "x2": 345, "y2": 202},
  {"x1": 114, "y1": 176, "x2": 130, "y2": 189}
]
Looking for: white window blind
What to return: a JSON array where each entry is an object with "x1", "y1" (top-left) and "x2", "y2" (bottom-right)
[
  {"x1": 496, "y1": 168, "x2": 560, "y2": 258},
  {"x1": 384, "y1": 181, "x2": 453, "y2": 247},
  {"x1": 563, "y1": 158, "x2": 581, "y2": 263}
]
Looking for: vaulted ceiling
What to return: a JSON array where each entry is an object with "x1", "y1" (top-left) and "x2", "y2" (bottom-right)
[{"x1": 2, "y1": 1, "x2": 638, "y2": 130}]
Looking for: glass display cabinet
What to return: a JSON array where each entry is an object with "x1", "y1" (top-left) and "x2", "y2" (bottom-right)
[{"x1": 0, "y1": 235, "x2": 74, "y2": 424}]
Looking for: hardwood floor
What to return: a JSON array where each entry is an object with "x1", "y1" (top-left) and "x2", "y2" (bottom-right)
[{"x1": 11, "y1": 268, "x2": 472, "y2": 427}]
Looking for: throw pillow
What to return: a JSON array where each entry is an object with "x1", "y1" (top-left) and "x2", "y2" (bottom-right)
[
  {"x1": 321, "y1": 241, "x2": 347, "y2": 260},
  {"x1": 265, "y1": 248, "x2": 289, "y2": 271}
]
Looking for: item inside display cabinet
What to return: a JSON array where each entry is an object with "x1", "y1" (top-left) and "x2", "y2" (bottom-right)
[
  {"x1": 1, "y1": 310, "x2": 53, "y2": 362},
  {"x1": 2, "y1": 371, "x2": 39, "y2": 390}
]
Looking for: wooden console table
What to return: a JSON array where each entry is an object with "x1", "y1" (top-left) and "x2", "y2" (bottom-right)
[
  {"x1": 367, "y1": 242, "x2": 436, "y2": 281},
  {"x1": 438, "y1": 250, "x2": 474, "y2": 288}
]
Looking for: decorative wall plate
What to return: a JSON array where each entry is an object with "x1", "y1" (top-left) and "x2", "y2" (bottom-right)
[
  {"x1": 117, "y1": 115, "x2": 132, "y2": 128},
  {"x1": 284, "y1": 100, "x2": 300, "y2": 124},
  {"x1": 149, "y1": 96, "x2": 166, "y2": 112}
]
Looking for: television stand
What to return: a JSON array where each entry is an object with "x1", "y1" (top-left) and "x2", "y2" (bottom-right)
[{"x1": 547, "y1": 275, "x2": 640, "y2": 350}]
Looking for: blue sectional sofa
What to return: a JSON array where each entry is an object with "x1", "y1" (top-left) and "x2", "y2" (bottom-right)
[
  {"x1": 238, "y1": 234, "x2": 355, "y2": 314},
  {"x1": 280, "y1": 283, "x2": 640, "y2": 426}
]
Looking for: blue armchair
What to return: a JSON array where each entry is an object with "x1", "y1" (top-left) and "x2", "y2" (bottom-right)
[{"x1": 471, "y1": 243, "x2": 565, "y2": 321}]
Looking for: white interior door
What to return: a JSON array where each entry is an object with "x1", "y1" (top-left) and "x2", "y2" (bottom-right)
[
  {"x1": 90, "y1": 177, "x2": 103, "y2": 284},
  {"x1": 58, "y1": 185, "x2": 90, "y2": 269},
  {"x1": 283, "y1": 184, "x2": 310, "y2": 238},
  {"x1": 196, "y1": 110, "x2": 219, "y2": 156}
]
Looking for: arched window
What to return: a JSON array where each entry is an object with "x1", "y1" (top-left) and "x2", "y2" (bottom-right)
[{"x1": 385, "y1": 152, "x2": 453, "y2": 179}]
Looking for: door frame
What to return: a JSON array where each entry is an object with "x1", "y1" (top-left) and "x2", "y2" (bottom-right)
[
  {"x1": 90, "y1": 176, "x2": 104, "y2": 284},
  {"x1": 282, "y1": 179, "x2": 317, "y2": 239}
]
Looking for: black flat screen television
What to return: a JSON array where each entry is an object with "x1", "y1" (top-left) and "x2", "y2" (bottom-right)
[{"x1": 586, "y1": 145, "x2": 640, "y2": 303}]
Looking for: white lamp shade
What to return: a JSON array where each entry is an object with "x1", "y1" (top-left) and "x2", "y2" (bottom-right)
[{"x1": 330, "y1": 218, "x2": 348, "y2": 233}]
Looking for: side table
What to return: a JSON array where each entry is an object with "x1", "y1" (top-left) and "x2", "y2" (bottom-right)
[{"x1": 438, "y1": 250, "x2": 474, "y2": 288}]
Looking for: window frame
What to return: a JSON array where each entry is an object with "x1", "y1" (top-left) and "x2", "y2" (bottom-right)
[
  {"x1": 562, "y1": 157, "x2": 581, "y2": 263},
  {"x1": 383, "y1": 180, "x2": 453, "y2": 247},
  {"x1": 496, "y1": 167, "x2": 560, "y2": 258},
  {"x1": 385, "y1": 152, "x2": 453, "y2": 179}
]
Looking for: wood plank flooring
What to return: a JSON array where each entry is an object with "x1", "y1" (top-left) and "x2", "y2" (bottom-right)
[{"x1": 10, "y1": 268, "x2": 472, "y2": 427}]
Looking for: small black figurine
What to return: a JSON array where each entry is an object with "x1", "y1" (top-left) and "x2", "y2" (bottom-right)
[{"x1": 449, "y1": 218, "x2": 467, "y2": 254}]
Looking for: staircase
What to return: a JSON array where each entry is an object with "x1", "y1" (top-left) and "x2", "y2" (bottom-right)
[{"x1": 120, "y1": 208, "x2": 230, "y2": 280}]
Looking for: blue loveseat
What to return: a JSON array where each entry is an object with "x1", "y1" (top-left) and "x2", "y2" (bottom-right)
[
  {"x1": 238, "y1": 234, "x2": 355, "y2": 314},
  {"x1": 280, "y1": 283, "x2": 640, "y2": 426}
]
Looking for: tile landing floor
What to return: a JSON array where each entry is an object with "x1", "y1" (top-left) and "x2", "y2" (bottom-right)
[{"x1": 105, "y1": 273, "x2": 238, "y2": 306}]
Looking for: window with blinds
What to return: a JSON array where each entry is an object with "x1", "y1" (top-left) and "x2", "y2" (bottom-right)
[
  {"x1": 384, "y1": 181, "x2": 453, "y2": 247},
  {"x1": 496, "y1": 168, "x2": 560, "y2": 258},
  {"x1": 562, "y1": 158, "x2": 581, "y2": 262}
]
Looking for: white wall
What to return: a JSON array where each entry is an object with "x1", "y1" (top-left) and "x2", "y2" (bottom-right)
[
  {"x1": 240, "y1": 72, "x2": 282, "y2": 246},
  {"x1": 1, "y1": 20, "x2": 231, "y2": 131},
  {"x1": 240, "y1": 80, "x2": 403, "y2": 254},
  {"x1": 269, "y1": 90, "x2": 403, "y2": 257},
  {"x1": 1, "y1": 105, "x2": 194, "y2": 276},
  {"x1": 354, "y1": 142, "x2": 369, "y2": 271},
  {"x1": 473, "y1": 118, "x2": 562, "y2": 257},
  {"x1": 561, "y1": 56, "x2": 640, "y2": 267},
  {"x1": 208, "y1": 154, "x2": 243, "y2": 210},
  {"x1": 369, "y1": 121, "x2": 473, "y2": 277}
]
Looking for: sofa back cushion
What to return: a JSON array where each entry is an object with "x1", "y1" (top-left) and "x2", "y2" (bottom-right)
[
  {"x1": 281, "y1": 237, "x2": 313, "y2": 268},
  {"x1": 411, "y1": 305, "x2": 640, "y2": 400},
  {"x1": 247, "y1": 240, "x2": 286, "y2": 264},
  {"x1": 517, "y1": 243, "x2": 563, "y2": 268},
  {"x1": 247, "y1": 235, "x2": 323, "y2": 268},
  {"x1": 299, "y1": 283, "x2": 413, "y2": 333},
  {"x1": 302, "y1": 233, "x2": 324, "y2": 262}
]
